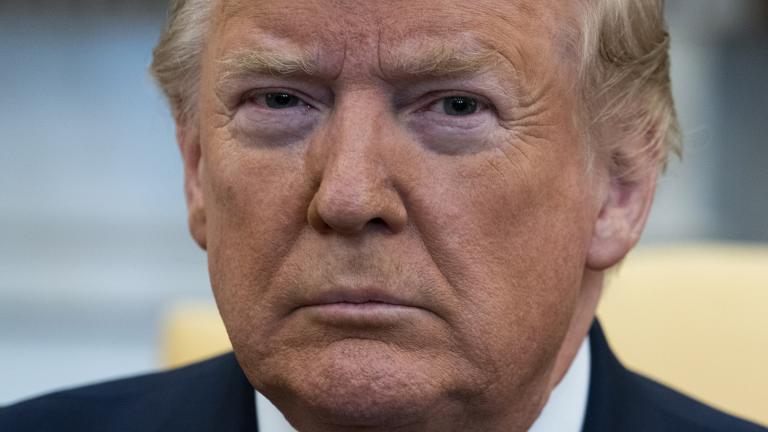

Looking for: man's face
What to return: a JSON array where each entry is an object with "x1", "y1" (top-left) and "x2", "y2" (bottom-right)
[{"x1": 192, "y1": 0, "x2": 603, "y2": 430}]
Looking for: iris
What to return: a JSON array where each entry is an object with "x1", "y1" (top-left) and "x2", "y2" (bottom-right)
[
  {"x1": 265, "y1": 92, "x2": 301, "y2": 109},
  {"x1": 443, "y1": 96, "x2": 478, "y2": 116}
]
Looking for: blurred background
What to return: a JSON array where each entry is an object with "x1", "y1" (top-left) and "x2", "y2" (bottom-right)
[{"x1": 1, "y1": 0, "x2": 766, "y2": 406}]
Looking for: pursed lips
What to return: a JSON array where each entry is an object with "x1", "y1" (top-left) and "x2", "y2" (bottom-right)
[
  {"x1": 311, "y1": 287, "x2": 420, "y2": 307},
  {"x1": 292, "y1": 287, "x2": 434, "y2": 325}
]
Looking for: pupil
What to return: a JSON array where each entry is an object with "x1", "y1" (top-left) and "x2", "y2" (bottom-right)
[
  {"x1": 444, "y1": 97, "x2": 477, "y2": 116},
  {"x1": 266, "y1": 93, "x2": 297, "y2": 108}
]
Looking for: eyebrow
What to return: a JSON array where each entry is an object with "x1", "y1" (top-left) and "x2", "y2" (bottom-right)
[
  {"x1": 214, "y1": 39, "x2": 513, "y2": 94},
  {"x1": 218, "y1": 49, "x2": 320, "y2": 80},
  {"x1": 377, "y1": 39, "x2": 508, "y2": 81}
]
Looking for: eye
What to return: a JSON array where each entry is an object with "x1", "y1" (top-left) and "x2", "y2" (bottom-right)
[
  {"x1": 245, "y1": 91, "x2": 310, "y2": 110},
  {"x1": 422, "y1": 95, "x2": 487, "y2": 117},
  {"x1": 265, "y1": 92, "x2": 302, "y2": 109},
  {"x1": 441, "y1": 96, "x2": 478, "y2": 116}
]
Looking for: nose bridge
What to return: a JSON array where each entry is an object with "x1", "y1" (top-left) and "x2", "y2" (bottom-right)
[
  {"x1": 307, "y1": 94, "x2": 407, "y2": 235},
  {"x1": 323, "y1": 98, "x2": 385, "y2": 190}
]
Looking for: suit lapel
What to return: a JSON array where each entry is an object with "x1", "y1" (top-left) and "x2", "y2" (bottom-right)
[{"x1": 581, "y1": 320, "x2": 636, "y2": 432}]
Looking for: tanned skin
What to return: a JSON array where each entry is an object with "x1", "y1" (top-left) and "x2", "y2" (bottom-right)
[{"x1": 176, "y1": 1, "x2": 658, "y2": 430}]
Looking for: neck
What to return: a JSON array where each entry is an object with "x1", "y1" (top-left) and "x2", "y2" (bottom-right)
[{"x1": 547, "y1": 269, "x2": 603, "y2": 392}]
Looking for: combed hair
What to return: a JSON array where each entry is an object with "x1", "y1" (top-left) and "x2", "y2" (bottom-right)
[
  {"x1": 150, "y1": 0, "x2": 680, "y2": 179},
  {"x1": 581, "y1": 0, "x2": 681, "y2": 181},
  {"x1": 151, "y1": 0, "x2": 214, "y2": 122}
]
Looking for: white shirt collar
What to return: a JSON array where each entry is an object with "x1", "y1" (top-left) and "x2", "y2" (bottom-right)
[
  {"x1": 528, "y1": 335, "x2": 591, "y2": 432},
  {"x1": 255, "y1": 389, "x2": 295, "y2": 432},
  {"x1": 255, "y1": 337, "x2": 590, "y2": 432}
]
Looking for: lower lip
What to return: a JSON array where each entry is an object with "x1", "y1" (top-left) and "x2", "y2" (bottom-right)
[{"x1": 300, "y1": 302, "x2": 423, "y2": 326}]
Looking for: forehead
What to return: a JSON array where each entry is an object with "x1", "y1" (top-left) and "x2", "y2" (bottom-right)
[
  {"x1": 218, "y1": 0, "x2": 571, "y2": 30},
  {"x1": 211, "y1": 0, "x2": 581, "y2": 79}
]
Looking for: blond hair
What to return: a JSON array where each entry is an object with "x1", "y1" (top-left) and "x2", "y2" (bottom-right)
[
  {"x1": 150, "y1": 0, "x2": 680, "y2": 179},
  {"x1": 581, "y1": 0, "x2": 681, "y2": 180},
  {"x1": 151, "y1": 0, "x2": 214, "y2": 123}
]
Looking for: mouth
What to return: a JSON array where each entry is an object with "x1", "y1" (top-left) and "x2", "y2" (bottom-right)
[{"x1": 293, "y1": 287, "x2": 431, "y2": 327}]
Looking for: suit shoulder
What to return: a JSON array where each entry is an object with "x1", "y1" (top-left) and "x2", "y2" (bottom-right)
[
  {"x1": 0, "y1": 353, "x2": 238, "y2": 432},
  {"x1": 585, "y1": 322, "x2": 766, "y2": 432},
  {"x1": 625, "y1": 370, "x2": 767, "y2": 432}
]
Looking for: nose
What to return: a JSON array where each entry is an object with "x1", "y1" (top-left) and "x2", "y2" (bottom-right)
[{"x1": 307, "y1": 105, "x2": 408, "y2": 236}]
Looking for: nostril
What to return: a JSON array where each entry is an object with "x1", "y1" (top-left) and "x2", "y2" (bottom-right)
[
  {"x1": 370, "y1": 217, "x2": 386, "y2": 226},
  {"x1": 362, "y1": 216, "x2": 393, "y2": 234}
]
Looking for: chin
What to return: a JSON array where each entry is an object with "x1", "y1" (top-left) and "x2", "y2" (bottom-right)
[{"x1": 254, "y1": 339, "x2": 455, "y2": 429}]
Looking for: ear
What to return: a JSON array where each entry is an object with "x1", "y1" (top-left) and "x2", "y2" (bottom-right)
[
  {"x1": 176, "y1": 120, "x2": 207, "y2": 250},
  {"x1": 586, "y1": 165, "x2": 658, "y2": 271}
]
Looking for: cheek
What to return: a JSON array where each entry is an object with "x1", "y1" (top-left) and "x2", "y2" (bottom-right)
[
  {"x1": 412, "y1": 144, "x2": 593, "y2": 368},
  {"x1": 202, "y1": 137, "x2": 310, "y2": 341}
]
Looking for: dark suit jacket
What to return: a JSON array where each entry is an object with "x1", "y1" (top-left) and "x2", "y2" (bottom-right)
[{"x1": 1, "y1": 322, "x2": 765, "y2": 431}]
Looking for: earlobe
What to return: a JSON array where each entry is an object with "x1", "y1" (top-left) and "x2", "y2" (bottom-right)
[
  {"x1": 586, "y1": 170, "x2": 657, "y2": 271},
  {"x1": 176, "y1": 122, "x2": 208, "y2": 250}
]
